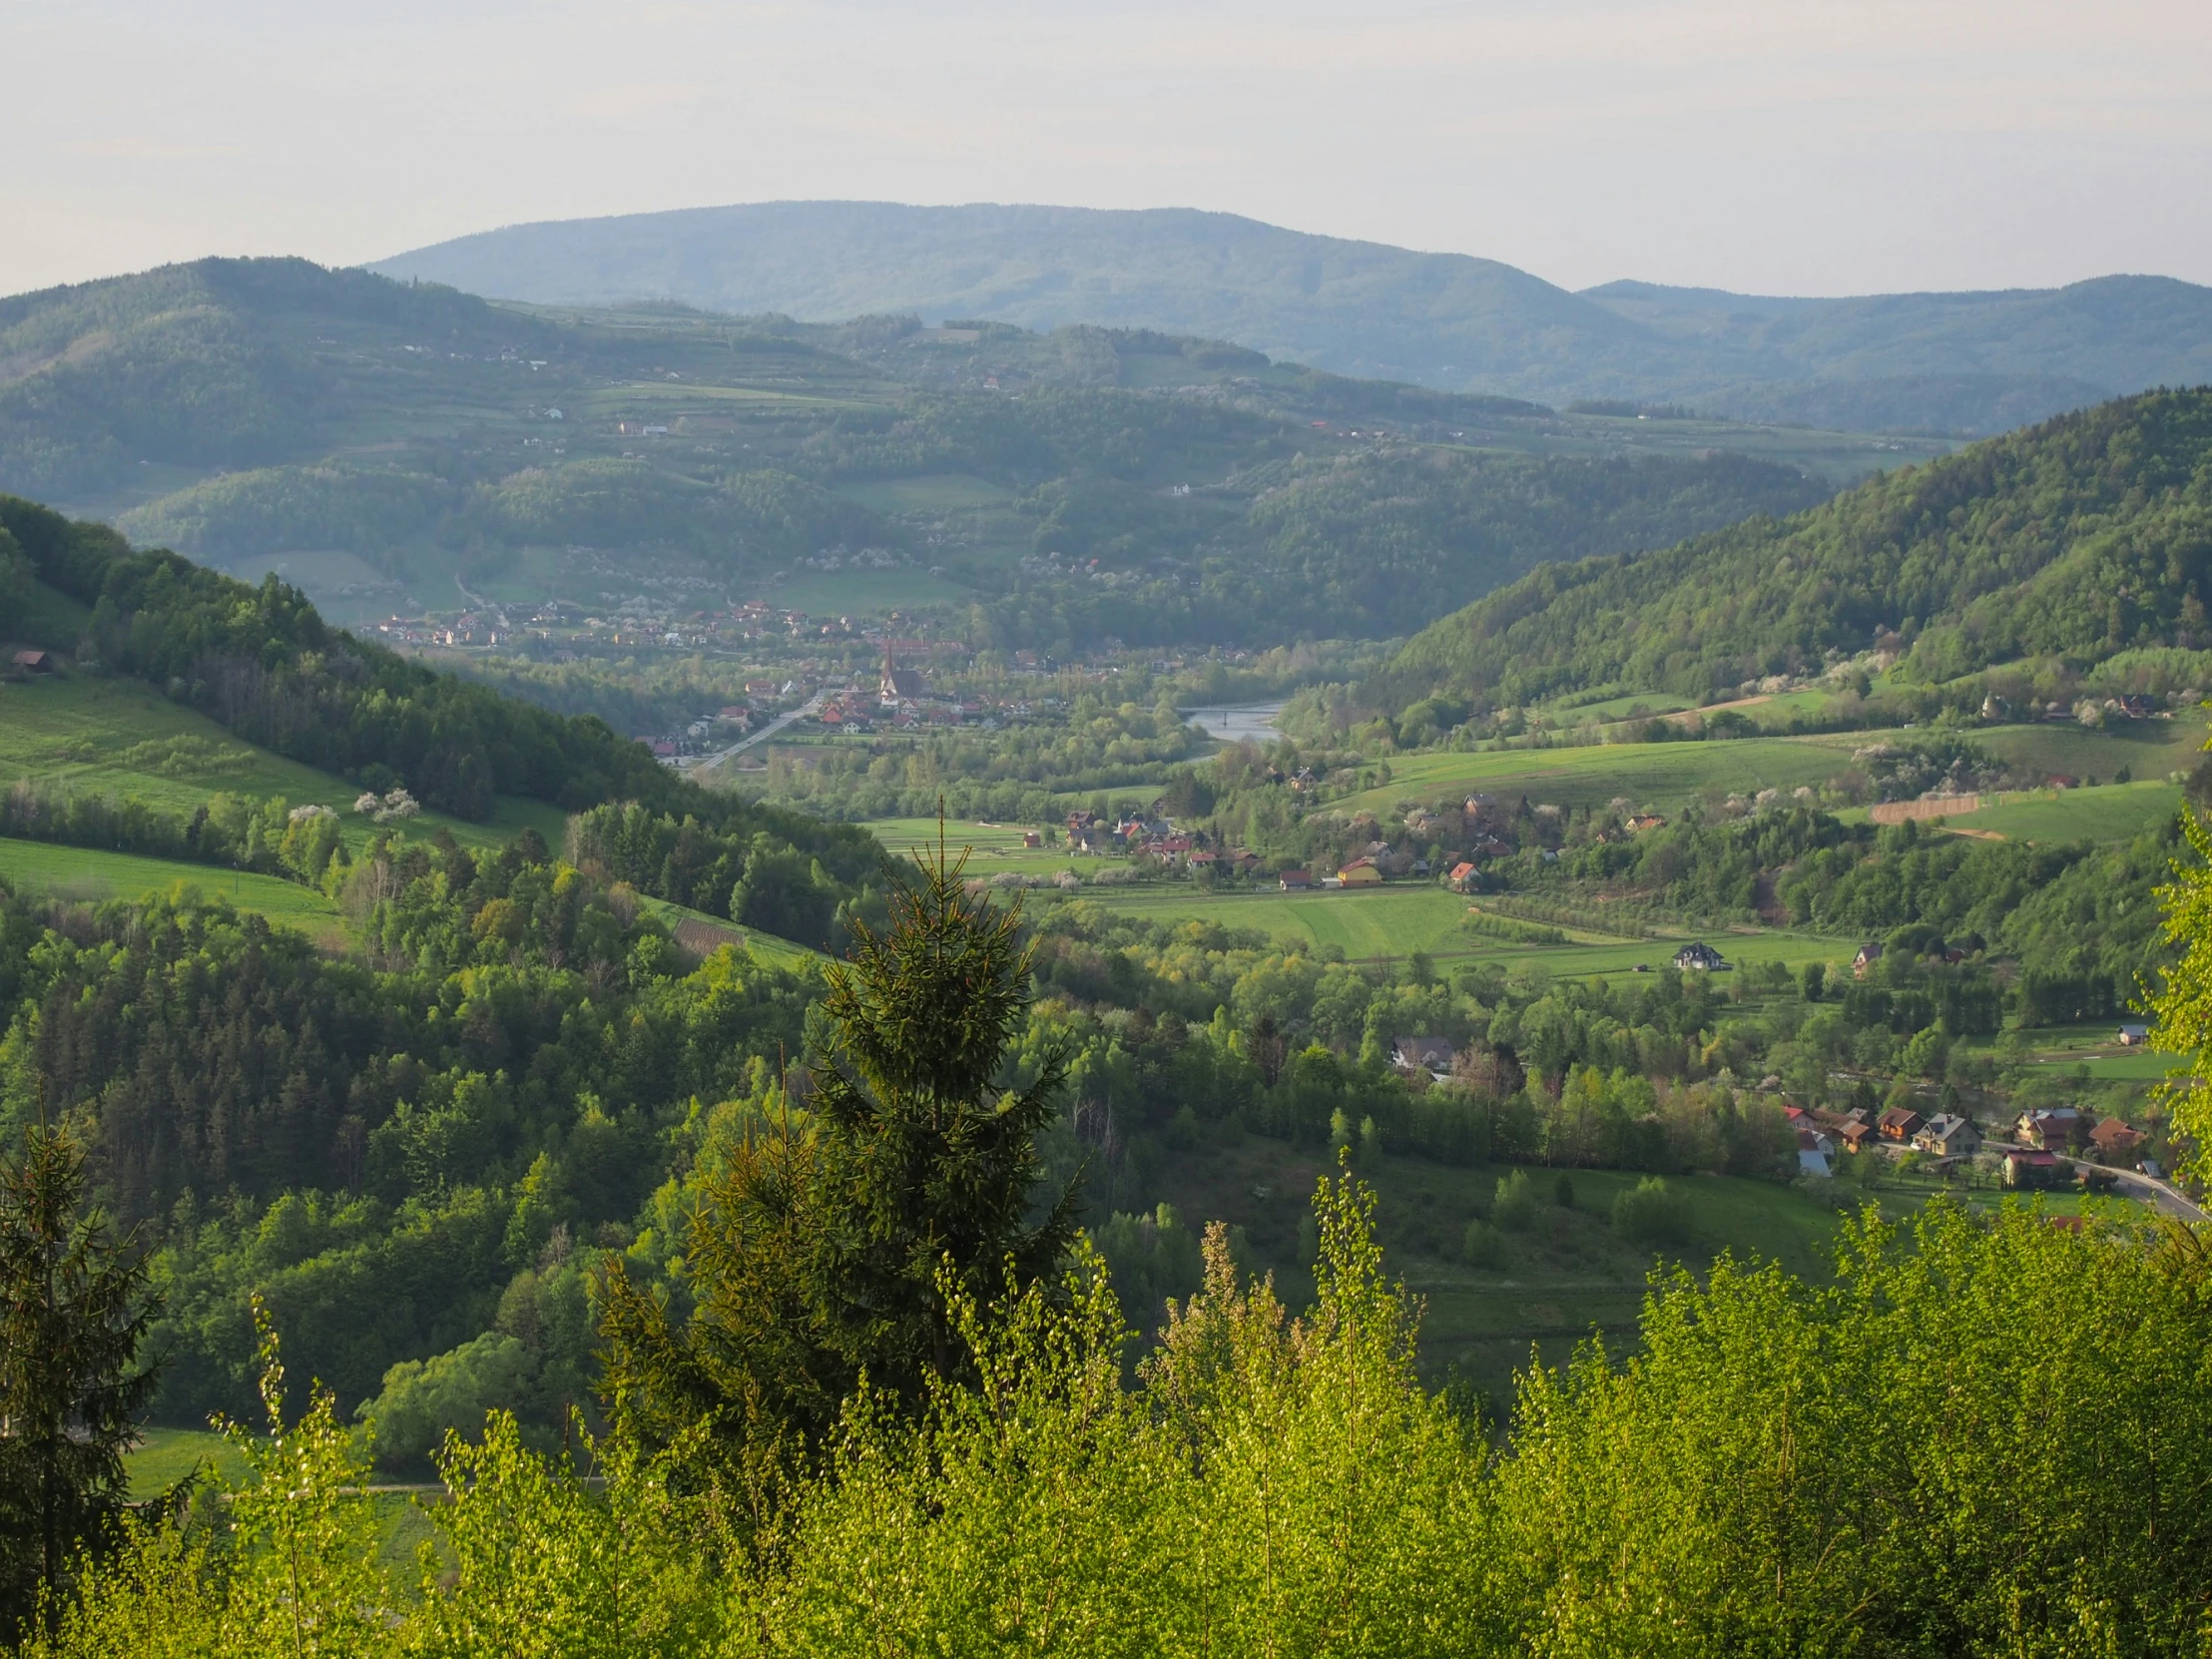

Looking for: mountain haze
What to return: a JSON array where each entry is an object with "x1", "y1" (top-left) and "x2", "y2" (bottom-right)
[{"x1": 373, "y1": 202, "x2": 2212, "y2": 435}]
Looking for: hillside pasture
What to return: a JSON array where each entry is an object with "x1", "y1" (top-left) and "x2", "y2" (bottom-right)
[
  {"x1": 1056, "y1": 880, "x2": 1850, "y2": 977},
  {"x1": 1335, "y1": 733, "x2": 1863, "y2": 816},
  {"x1": 1945, "y1": 781, "x2": 2180, "y2": 843},
  {"x1": 0, "y1": 670, "x2": 569, "y2": 855},
  {"x1": 0, "y1": 837, "x2": 349, "y2": 942}
]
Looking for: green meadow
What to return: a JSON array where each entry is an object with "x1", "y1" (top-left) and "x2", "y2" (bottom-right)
[
  {"x1": 763, "y1": 567, "x2": 973, "y2": 615},
  {"x1": 1062, "y1": 880, "x2": 1850, "y2": 975},
  {"x1": 0, "y1": 838, "x2": 350, "y2": 942},
  {"x1": 1332, "y1": 733, "x2": 1863, "y2": 816},
  {"x1": 0, "y1": 668, "x2": 570, "y2": 856},
  {"x1": 1942, "y1": 780, "x2": 2182, "y2": 842},
  {"x1": 1329, "y1": 718, "x2": 2200, "y2": 820}
]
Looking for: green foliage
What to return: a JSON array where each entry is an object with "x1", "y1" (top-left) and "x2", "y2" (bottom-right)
[
  {"x1": 0, "y1": 1127, "x2": 163, "y2": 1642},
  {"x1": 1610, "y1": 1175, "x2": 1694, "y2": 1246},
  {"x1": 38, "y1": 1179, "x2": 2212, "y2": 1652},
  {"x1": 1461, "y1": 1217, "x2": 1506, "y2": 1268},
  {"x1": 1089, "y1": 1203, "x2": 1204, "y2": 1328},
  {"x1": 1491, "y1": 1168, "x2": 1536, "y2": 1231},
  {"x1": 0, "y1": 528, "x2": 32, "y2": 622},
  {"x1": 1373, "y1": 387, "x2": 2212, "y2": 711},
  {"x1": 0, "y1": 782, "x2": 348, "y2": 887},
  {"x1": 2148, "y1": 806, "x2": 2212, "y2": 1184},
  {"x1": 566, "y1": 801, "x2": 884, "y2": 950},
  {"x1": 0, "y1": 846, "x2": 814, "y2": 1428},
  {"x1": 354, "y1": 1332, "x2": 530, "y2": 1471}
]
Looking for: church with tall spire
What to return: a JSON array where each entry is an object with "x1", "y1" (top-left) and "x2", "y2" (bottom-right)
[{"x1": 879, "y1": 641, "x2": 924, "y2": 707}]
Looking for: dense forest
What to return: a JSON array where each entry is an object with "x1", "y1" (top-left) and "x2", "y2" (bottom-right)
[{"x1": 1364, "y1": 385, "x2": 2212, "y2": 717}]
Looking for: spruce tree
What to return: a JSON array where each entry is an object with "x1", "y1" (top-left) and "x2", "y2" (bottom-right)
[
  {"x1": 601, "y1": 830, "x2": 1075, "y2": 1520},
  {"x1": 0, "y1": 1126, "x2": 163, "y2": 1639}
]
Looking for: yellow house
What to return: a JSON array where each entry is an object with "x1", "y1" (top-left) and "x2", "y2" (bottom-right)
[{"x1": 1338, "y1": 858, "x2": 1383, "y2": 886}]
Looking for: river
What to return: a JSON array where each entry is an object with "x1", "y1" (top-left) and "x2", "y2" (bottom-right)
[{"x1": 1182, "y1": 702, "x2": 1285, "y2": 745}]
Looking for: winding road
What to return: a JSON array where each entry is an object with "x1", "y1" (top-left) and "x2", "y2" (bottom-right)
[{"x1": 683, "y1": 692, "x2": 826, "y2": 773}]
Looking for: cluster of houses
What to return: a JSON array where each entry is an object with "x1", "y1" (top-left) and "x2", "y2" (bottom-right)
[{"x1": 1784, "y1": 1098, "x2": 2149, "y2": 1186}]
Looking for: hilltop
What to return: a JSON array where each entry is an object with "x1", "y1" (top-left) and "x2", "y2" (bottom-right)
[
  {"x1": 1359, "y1": 386, "x2": 2212, "y2": 718},
  {"x1": 371, "y1": 201, "x2": 2212, "y2": 433}
]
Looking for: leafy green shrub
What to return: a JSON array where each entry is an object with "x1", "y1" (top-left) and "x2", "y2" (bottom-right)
[
  {"x1": 1462, "y1": 1218, "x2": 1506, "y2": 1269},
  {"x1": 355, "y1": 1332, "x2": 530, "y2": 1470},
  {"x1": 1493, "y1": 1169, "x2": 1536, "y2": 1232},
  {"x1": 1611, "y1": 1176, "x2": 1693, "y2": 1246}
]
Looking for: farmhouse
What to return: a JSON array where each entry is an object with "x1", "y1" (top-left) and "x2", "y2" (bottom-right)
[
  {"x1": 1673, "y1": 941, "x2": 1726, "y2": 971},
  {"x1": 1914, "y1": 1114, "x2": 1980, "y2": 1158},
  {"x1": 1279, "y1": 869, "x2": 1312, "y2": 891},
  {"x1": 1877, "y1": 1106, "x2": 1925, "y2": 1143},
  {"x1": 1338, "y1": 858, "x2": 1383, "y2": 887},
  {"x1": 1853, "y1": 941, "x2": 1884, "y2": 976},
  {"x1": 11, "y1": 649, "x2": 55, "y2": 673},
  {"x1": 2089, "y1": 1117, "x2": 2146, "y2": 1161},
  {"x1": 2017, "y1": 1107, "x2": 2086, "y2": 1150},
  {"x1": 2117, "y1": 1022, "x2": 2150, "y2": 1046},
  {"x1": 1392, "y1": 1036, "x2": 1455, "y2": 1075}
]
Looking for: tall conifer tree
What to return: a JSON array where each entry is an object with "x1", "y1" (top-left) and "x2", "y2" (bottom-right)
[
  {"x1": 601, "y1": 829, "x2": 1075, "y2": 1522},
  {"x1": 0, "y1": 1126, "x2": 163, "y2": 1639}
]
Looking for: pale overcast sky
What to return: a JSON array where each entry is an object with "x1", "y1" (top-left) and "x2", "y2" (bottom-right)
[{"x1": 6, "y1": 0, "x2": 2209, "y2": 298}]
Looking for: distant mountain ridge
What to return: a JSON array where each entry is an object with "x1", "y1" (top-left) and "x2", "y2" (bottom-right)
[{"x1": 371, "y1": 202, "x2": 2212, "y2": 435}]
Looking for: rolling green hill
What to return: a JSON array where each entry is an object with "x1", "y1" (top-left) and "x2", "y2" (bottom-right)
[
  {"x1": 371, "y1": 201, "x2": 2212, "y2": 433},
  {"x1": 0, "y1": 491, "x2": 889, "y2": 952},
  {"x1": 1363, "y1": 386, "x2": 2212, "y2": 717},
  {"x1": 0, "y1": 256, "x2": 1868, "y2": 647}
]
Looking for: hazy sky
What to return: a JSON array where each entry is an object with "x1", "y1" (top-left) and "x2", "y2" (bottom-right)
[{"x1": 7, "y1": 0, "x2": 2209, "y2": 299}]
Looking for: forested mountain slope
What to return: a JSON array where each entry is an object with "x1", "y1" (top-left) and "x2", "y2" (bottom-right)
[
  {"x1": 1363, "y1": 386, "x2": 2212, "y2": 714},
  {"x1": 0, "y1": 258, "x2": 1846, "y2": 648},
  {"x1": 372, "y1": 201, "x2": 2212, "y2": 432},
  {"x1": 0, "y1": 492, "x2": 886, "y2": 947}
]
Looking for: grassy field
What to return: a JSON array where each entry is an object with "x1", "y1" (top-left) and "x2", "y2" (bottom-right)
[
  {"x1": 762, "y1": 567, "x2": 973, "y2": 616},
  {"x1": 1940, "y1": 781, "x2": 2181, "y2": 843},
  {"x1": 1148, "y1": 1131, "x2": 2152, "y2": 1401},
  {"x1": 125, "y1": 1426, "x2": 253, "y2": 1498},
  {"x1": 1973, "y1": 719, "x2": 2203, "y2": 782},
  {"x1": 126, "y1": 1427, "x2": 440, "y2": 1581},
  {"x1": 1333, "y1": 734, "x2": 1863, "y2": 816},
  {"x1": 1325, "y1": 719, "x2": 2201, "y2": 821},
  {"x1": 638, "y1": 892, "x2": 831, "y2": 975},
  {"x1": 0, "y1": 838, "x2": 351, "y2": 941},
  {"x1": 1058, "y1": 880, "x2": 1852, "y2": 976},
  {"x1": 0, "y1": 669, "x2": 571, "y2": 856}
]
